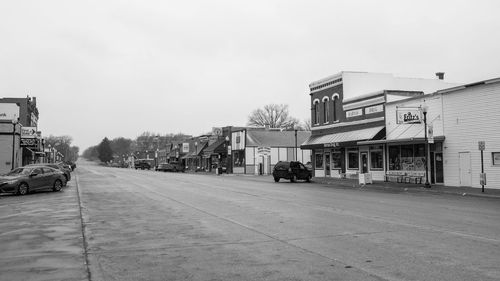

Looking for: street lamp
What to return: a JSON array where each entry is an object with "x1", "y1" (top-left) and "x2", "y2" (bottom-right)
[
  {"x1": 194, "y1": 141, "x2": 198, "y2": 170},
  {"x1": 294, "y1": 129, "x2": 298, "y2": 161},
  {"x1": 225, "y1": 136, "x2": 230, "y2": 174},
  {"x1": 11, "y1": 119, "x2": 18, "y2": 170},
  {"x1": 422, "y1": 105, "x2": 431, "y2": 188}
]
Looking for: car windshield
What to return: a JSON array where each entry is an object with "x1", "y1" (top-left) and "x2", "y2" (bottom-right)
[{"x1": 6, "y1": 167, "x2": 31, "y2": 176}]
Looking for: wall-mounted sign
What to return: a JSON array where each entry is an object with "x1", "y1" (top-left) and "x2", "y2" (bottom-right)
[
  {"x1": 396, "y1": 108, "x2": 422, "y2": 124},
  {"x1": 227, "y1": 145, "x2": 232, "y2": 155},
  {"x1": 257, "y1": 146, "x2": 271, "y2": 156},
  {"x1": 0, "y1": 103, "x2": 20, "y2": 121},
  {"x1": 428, "y1": 124, "x2": 434, "y2": 144},
  {"x1": 30, "y1": 113, "x2": 38, "y2": 127},
  {"x1": 182, "y1": 143, "x2": 190, "y2": 153},
  {"x1": 21, "y1": 138, "x2": 39, "y2": 148},
  {"x1": 365, "y1": 104, "x2": 384, "y2": 115},
  {"x1": 324, "y1": 142, "x2": 340, "y2": 148},
  {"x1": 346, "y1": 109, "x2": 363, "y2": 118},
  {"x1": 21, "y1": 127, "x2": 38, "y2": 138}
]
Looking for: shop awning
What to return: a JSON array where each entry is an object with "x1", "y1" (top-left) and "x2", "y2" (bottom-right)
[
  {"x1": 357, "y1": 135, "x2": 445, "y2": 145},
  {"x1": 202, "y1": 139, "x2": 226, "y2": 158},
  {"x1": 301, "y1": 126, "x2": 385, "y2": 148}
]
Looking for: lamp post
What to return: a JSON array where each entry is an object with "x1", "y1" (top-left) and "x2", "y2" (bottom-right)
[
  {"x1": 294, "y1": 129, "x2": 298, "y2": 161},
  {"x1": 225, "y1": 136, "x2": 230, "y2": 174},
  {"x1": 422, "y1": 105, "x2": 431, "y2": 188},
  {"x1": 11, "y1": 119, "x2": 18, "y2": 170},
  {"x1": 194, "y1": 141, "x2": 198, "y2": 170}
]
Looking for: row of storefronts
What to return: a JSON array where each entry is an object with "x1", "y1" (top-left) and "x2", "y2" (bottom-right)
[
  {"x1": 302, "y1": 71, "x2": 500, "y2": 189},
  {"x1": 139, "y1": 126, "x2": 312, "y2": 175},
  {"x1": 0, "y1": 97, "x2": 62, "y2": 175}
]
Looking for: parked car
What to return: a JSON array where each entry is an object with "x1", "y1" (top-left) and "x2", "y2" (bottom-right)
[
  {"x1": 135, "y1": 161, "x2": 151, "y2": 170},
  {"x1": 156, "y1": 162, "x2": 185, "y2": 172},
  {"x1": 26, "y1": 163, "x2": 71, "y2": 184},
  {"x1": 0, "y1": 166, "x2": 66, "y2": 195},
  {"x1": 272, "y1": 161, "x2": 312, "y2": 183}
]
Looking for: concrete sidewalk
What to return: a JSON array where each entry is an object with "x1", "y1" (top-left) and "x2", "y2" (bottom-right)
[{"x1": 312, "y1": 176, "x2": 500, "y2": 199}]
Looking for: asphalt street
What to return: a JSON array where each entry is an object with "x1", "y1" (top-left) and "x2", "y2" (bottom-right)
[{"x1": 1, "y1": 160, "x2": 499, "y2": 281}]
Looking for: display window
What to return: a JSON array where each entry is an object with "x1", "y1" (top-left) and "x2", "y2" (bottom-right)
[
  {"x1": 233, "y1": 151, "x2": 245, "y2": 167},
  {"x1": 347, "y1": 148, "x2": 359, "y2": 169},
  {"x1": 388, "y1": 144, "x2": 427, "y2": 171},
  {"x1": 331, "y1": 152, "x2": 342, "y2": 169},
  {"x1": 370, "y1": 150, "x2": 383, "y2": 170},
  {"x1": 315, "y1": 153, "x2": 323, "y2": 169}
]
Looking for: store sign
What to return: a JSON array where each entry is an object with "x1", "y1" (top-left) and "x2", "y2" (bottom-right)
[
  {"x1": 182, "y1": 143, "x2": 190, "y2": 153},
  {"x1": 0, "y1": 103, "x2": 20, "y2": 121},
  {"x1": 365, "y1": 105, "x2": 384, "y2": 115},
  {"x1": 21, "y1": 138, "x2": 39, "y2": 148},
  {"x1": 346, "y1": 109, "x2": 363, "y2": 118},
  {"x1": 428, "y1": 124, "x2": 434, "y2": 144},
  {"x1": 396, "y1": 108, "x2": 422, "y2": 124},
  {"x1": 21, "y1": 127, "x2": 38, "y2": 138},
  {"x1": 257, "y1": 146, "x2": 271, "y2": 156},
  {"x1": 324, "y1": 142, "x2": 340, "y2": 148}
]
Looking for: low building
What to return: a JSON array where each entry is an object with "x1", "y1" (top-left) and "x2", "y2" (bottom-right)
[{"x1": 231, "y1": 128, "x2": 312, "y2": 175}]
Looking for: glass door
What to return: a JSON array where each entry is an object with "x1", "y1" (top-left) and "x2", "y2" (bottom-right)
[{"x1": 325, "y1": 153, "x2": 331, "y2": 176}]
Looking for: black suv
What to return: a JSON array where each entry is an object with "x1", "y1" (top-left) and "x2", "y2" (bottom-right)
[
  {"x1": 135, "y1": 161, "x2": 151, "y2": 170},
  {"x1": 272, "y1": 161, "x2": 312, "y2": 183}
]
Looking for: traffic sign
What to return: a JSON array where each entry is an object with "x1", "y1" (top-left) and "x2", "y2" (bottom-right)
[{"x1": 478, "y1": 141, "x2": 485, "y2": 151}]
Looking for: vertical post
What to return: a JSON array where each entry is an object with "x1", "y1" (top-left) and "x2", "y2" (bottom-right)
[
  {"x1": 481, "y1": 150, "x2": 484, "y2": 193},
  {"x1": 295, "y1": 129, "x2": 298, "y2": 161},
  {"x1": 423, "y1": 109, "x2": 431, "y2": 188},
  {"x1": 11, "y1": 122, "x2": 16, "y2": 170}
]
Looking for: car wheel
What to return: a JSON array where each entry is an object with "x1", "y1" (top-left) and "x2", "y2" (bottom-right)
[
  {"x1": 306, "y1": 175, "x2": 312, "y2": 183},
  {"x1": 274, "y1": 177, "x2": 280, "y2": 182},
  {"x1": 17, "y1": 183, "x2": 29, "y2": 195},
  {"x1": 290, "y1": 174, "x2": 297, "y2": 183},
  {"x1": 53, "y1": 180, "x2": 63, "y2": 192}
]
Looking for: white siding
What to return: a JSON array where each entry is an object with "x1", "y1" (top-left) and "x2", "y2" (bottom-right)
[
  {"x1": 278, "y1": 148, "x2": 287, "y2": 161},
  {"x1": 271, "y1": 147, "x2": 279, "y2": 164},
  {"x1": 245, "y1": 147, "x2": 255, "y2": 165},
  {"x1": 442, "y1": 83, "x2": 500, "y2": 189}
]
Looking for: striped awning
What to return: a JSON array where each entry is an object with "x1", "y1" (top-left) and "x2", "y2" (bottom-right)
[{"x1": 302, "y1": 126, "x2": 385, "y2": 148}]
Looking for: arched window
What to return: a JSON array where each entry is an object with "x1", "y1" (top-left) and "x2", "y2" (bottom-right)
[
  {"x1": 332, "y1": 94, "x2": 340, "y2": 121},
  {"x1": 322, "y1": 96, "x2": 329, "y2": 123},
  {"x1": 313, "y1": 99, "x2": 320, "y2": 124}
]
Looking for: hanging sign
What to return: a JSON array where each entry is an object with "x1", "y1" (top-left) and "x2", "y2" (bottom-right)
[
  {"x1": 21, "y1": 127, "x2": 38, "y2": 138},
  {"x1": 20, "y1": 138, "x2": 39, "y2": 148},
  {"x1": 427, "y1": 124, "x2": 434, "y2": 144}
]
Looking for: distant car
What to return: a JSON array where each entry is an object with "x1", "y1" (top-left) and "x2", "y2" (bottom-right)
[
  {"x1": 272, "y1": 161, "x2": 312, "y2": 183},
  {"x1": 0, "y1": 166, "x2": 66, "y2": 195},
  {"x1": 26, "y1": 163, "x2": 71, "y2": 184},
  {"x1": 135, "y1": 161, "x2": 151, "y2": 170},
  {"x1": 156, "y1": 162, "x2": 185, "y2": 172}
]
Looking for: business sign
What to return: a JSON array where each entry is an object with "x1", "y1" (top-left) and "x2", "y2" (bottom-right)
[
  {"x1": 21, "y1": 138, "x2": 39, "y2": 148},
  {"x1": 30, "y1": 113, "x2": 38, "y2": 127},
  {"x1": 0, "y1": 103, "x2": 20, "y2": 121},
  {"x1": 396, "y1": 108, "x2": 422, "y2": 124},
  {"x1": 257, "y1": 146, "x2": 271, "y2": 156},
  {"x1": 427, "y1": 124, "x2": 434, "y2": 144},
  {"x1": 182, "y1": 143, "x2": 190, "y2": 153},
  {"x1": 21, "y1": 127, "x2": 38, "y2": 138},
  {"x1": 365, "y1": 104, "x2": 384, "y2": 115},
  {"x1": 346, "y1": 109, "x2": 363, "y2": 118}
]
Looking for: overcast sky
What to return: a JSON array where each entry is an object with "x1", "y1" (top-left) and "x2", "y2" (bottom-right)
[{"x1": 1, "y1": 0, "x2": 499, "y2": 151}]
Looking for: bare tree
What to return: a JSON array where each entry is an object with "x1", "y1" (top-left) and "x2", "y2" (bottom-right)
[{"x1": 247, "y1": 104, "x2": 299, "y2": 129}]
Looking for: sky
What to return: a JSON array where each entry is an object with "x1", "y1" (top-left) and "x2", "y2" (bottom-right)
[{"x1": 1, "y1": 0, "x2": 500, "y2": 152}]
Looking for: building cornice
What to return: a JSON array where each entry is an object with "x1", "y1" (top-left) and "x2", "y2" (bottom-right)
[{"x1": 312, "y1": 117, "x2": 385, "y2": 131}]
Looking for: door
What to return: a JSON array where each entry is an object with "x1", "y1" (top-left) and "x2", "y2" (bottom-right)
[
  {"x1": 361, "y1": 152, "x2": 368, "y2": 173},
  {"x1": 325, "y1": 153, "x2": 331, "y2": 176},
  {"x1": 434, "y1": 153, "x2": 444, "y2": 183},
  {"x1": 28, "y1": 167, "x2": 46, "y2": 191},
  {"x1": 459, "y1": 152, "x2": 472, "y2": 186}
]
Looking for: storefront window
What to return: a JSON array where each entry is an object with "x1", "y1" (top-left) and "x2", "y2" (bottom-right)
[
  {"x1": 370, "y1": 150, "x2": 383, "y2": 169},
  {"x1": 233, "y1": 151, "x2": 245, "y2": 167},
  {"x1": 331, "y1": 152, "x2": 342, "y2": 169},
  {"x1": 388, "y1": 146, "x2": 400, "y2": 170},
  {"x1": 315, "y1": 153, "x2": 323, "y2": 169},
  {"x1": 400, "y1": 145, "x2": 414, "y2": 170},
  {"x1": 347, "y1": 149, "x2": 359, "y2": 169}
]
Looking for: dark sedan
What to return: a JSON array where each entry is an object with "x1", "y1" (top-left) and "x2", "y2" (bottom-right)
[
  {"x1": 156, "y1": 162, "x2": 185, "y2": 172},
  {"x1": 0, "y1": 166, "x2": 66, "y2": 195},
  {"x1": 26, "y1": 163, "x2": 71, "y2": 184}
]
